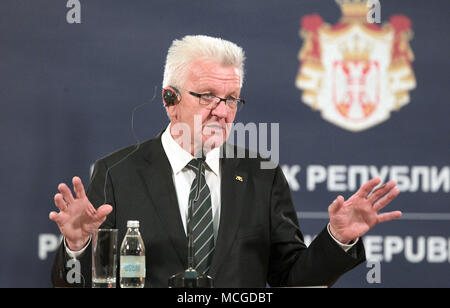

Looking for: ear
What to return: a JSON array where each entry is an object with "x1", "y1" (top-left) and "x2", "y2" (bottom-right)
[{"x1": 165, "y1": 103, "x2": 178, "y2": 121}]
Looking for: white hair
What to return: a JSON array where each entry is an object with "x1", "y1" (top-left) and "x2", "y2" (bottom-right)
[{"x1": 162, "y1": 35, "x2": 246, "y2": 90}]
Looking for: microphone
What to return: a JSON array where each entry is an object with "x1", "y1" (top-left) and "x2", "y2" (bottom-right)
[{"x1": 168, "y1": 156, "x2": 214, "y2": 288}]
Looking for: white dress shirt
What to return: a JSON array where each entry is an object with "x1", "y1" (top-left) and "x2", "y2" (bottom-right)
[
  {"x1": 65, "y1": 123, "x2": 357, "y2": 257},
  {"x1": 161, "y1": 123, "x2": 222, "y2": 240}
]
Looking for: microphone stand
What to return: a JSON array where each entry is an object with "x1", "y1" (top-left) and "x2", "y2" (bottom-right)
[{"x1": 168, "y1": 158, "x2": 214, "y2": 288}]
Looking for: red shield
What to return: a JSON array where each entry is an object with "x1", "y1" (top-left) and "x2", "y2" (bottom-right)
[{"x1": 332, "y1": 60, "x2": 380, "y2": 122}]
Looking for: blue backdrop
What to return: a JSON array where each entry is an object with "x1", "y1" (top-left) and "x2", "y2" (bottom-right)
[{"x1": 0, "y1": 0, "x2": 448, "y2": 287}]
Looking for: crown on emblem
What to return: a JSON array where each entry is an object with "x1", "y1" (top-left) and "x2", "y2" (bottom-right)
[
  {"x1": 339, "y1": 38, "x2": 372, "y2": 61},
  {"x1": 335, "y1": 0, "x2": 370, "y2": 18}
]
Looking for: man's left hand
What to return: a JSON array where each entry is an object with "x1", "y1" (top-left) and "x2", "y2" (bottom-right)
[{"x1": 328, "y1": 178, "x2": 402, "y2": 244}]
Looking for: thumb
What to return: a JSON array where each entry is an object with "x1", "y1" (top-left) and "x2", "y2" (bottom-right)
[
  {"x1": 96, "y1": 204, "x2": 113, "y2": 219},
  {"x1": 328, "y1": 196, "x2": 344, "y2": 215}
]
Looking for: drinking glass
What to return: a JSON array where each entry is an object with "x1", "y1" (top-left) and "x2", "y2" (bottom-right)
[{"x1": 92, "y1": 229, "x2": 118, "y2": 288}]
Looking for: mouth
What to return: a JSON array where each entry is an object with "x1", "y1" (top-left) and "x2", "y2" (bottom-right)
[
  {"x1": 203, "y1": 123, "x2": 224, "y2": 131},
  {"x1": 202, "y1": 124, "x2": 226, "y2": 139}
]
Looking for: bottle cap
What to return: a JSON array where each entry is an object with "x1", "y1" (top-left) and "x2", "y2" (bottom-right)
[{"x1": 127, "y1": 220, "x2": 140, "y2": 228}]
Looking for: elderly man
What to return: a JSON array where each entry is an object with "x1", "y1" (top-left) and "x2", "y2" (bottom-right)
[{"x1": 50, "y1": 35, "x2": 401, "y2": 288}]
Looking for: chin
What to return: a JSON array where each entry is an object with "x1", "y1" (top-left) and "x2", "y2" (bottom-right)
[{"x1": 202, "y1": 135, "x2": 225, "y2": 152}]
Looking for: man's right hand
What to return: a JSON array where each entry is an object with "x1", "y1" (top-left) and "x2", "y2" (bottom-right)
[{"x1": 49, "y1": 176, "x2": 113, "y2": 252}]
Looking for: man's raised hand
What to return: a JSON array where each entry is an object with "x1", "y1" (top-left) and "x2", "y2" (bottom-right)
[
  {"x1": 328, "y1": 178, "x2": 402, "y2": 244},
  {"x1": 49, "y1": 176, "x2": 113, "y2": 251}
]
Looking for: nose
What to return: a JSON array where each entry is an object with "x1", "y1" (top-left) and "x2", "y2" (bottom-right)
[{"x1": 210, "y1": 101, "x2": 229, "y2": 118}]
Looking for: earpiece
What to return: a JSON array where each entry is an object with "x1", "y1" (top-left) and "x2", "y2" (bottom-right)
[{"x1": 163, "y1": 87, "x2": 180, "y2": 106}]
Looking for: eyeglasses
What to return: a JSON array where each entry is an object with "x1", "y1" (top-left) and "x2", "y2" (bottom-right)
[{"x1": 178, "y1": 87, "x2": 245, "y2": 112}]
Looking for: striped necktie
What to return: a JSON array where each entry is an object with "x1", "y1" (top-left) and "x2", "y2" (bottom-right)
[{"x1": 186, "y1": 159, "x2": 215, "y2": 275}]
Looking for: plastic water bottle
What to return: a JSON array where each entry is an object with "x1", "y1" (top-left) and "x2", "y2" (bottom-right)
[{"x1": 120, "y1": 220, "x2": 146, "y2": 288}]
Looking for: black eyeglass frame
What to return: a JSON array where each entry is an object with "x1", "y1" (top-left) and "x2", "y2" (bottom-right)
[{"x1": 174, "y1": 87, "x2": 245, "y2": 111}]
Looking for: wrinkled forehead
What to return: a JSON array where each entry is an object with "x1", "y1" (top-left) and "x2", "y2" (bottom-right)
[{"x1": 184, "y1": 59, "x2": 242, "y2": 92}]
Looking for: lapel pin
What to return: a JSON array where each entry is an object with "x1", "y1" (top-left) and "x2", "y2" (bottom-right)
[{"x1": 235, "y1": 175, "x2": 243, "y2": 182}]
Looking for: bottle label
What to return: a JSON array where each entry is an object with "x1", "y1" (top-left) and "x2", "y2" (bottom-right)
[{"x1": 120, "y1": 256, "x2": 146, "y2": 278}]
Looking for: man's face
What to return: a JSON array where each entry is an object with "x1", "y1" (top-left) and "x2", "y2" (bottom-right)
[{"x1": 167, "y1": 59, "x2": 241, "y2": 155}]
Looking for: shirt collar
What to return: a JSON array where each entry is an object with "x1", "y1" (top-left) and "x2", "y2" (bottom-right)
[{"x1": 161, "y1": 123, "x2": 220, "y2": 176}]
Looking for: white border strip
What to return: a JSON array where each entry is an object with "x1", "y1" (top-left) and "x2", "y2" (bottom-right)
[{"x1": 298, "y1": 212, "x2": 450, "y2": 221}]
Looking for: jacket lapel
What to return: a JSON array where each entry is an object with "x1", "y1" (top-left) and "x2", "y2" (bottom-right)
[
  {"x1": 137, "y1": 137, "x2": 188, "y2": 269},
  {"x1": 136, "y1": 138, "x2": 248, "y2": 278},
  {"x1": 209, "y1": 145, "x2": 247, "y2": 278}
]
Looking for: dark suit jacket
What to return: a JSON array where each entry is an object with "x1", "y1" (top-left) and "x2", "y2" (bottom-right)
[{"x1": 51, "y1": 134, "x2": 365, "y2": 288}]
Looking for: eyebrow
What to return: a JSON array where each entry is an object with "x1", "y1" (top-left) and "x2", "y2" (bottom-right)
[
  {"x1": 195, "y1": 87, "x2": 239, "y2": 97},
  {"x1": 195, "y1": 87, "x2": 214, "y2": 94}
]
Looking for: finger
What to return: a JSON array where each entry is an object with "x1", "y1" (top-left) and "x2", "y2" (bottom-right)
[
  {"x1": 83, "y1": 202, "x2": 97, "y2": 218},
  {"x1": 87, "y1": 203, "x2": 97, "y2": 216},
  {"x1": 377, "y1": 211, "x2": 402, "y2": 224},
  {"x1": 58, "y1": 183, "x2": 75, "y2": 204},
  {"x1": 356, "y1": 178, "x2": 382, "y2": 198},
  {"x1": 72, "y1": 176, "x2": 86, "y2": 199},
  {"x1": 373, "y1": 187, "x2": 400, "y2": 212},
  {"x1": 86, "y1": 200, "x2": 97, "y2": 216},
  {"x1": 367, "y1": 181, "x2": 397, "y2": 204},
  {"x1": 54, "y1": 193, "x2": 67, "y2": 211},
  {"x1": 49, "y1": 211, "x2": 61, "y2": 224},
  {"x1": 328, "y1": 196, "x2": 344, "y2": 215}
]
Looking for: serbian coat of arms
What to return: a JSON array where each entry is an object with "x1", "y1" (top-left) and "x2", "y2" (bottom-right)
[{"x1": 296, "y1": 0, "x2": 416, "y2": 132}]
